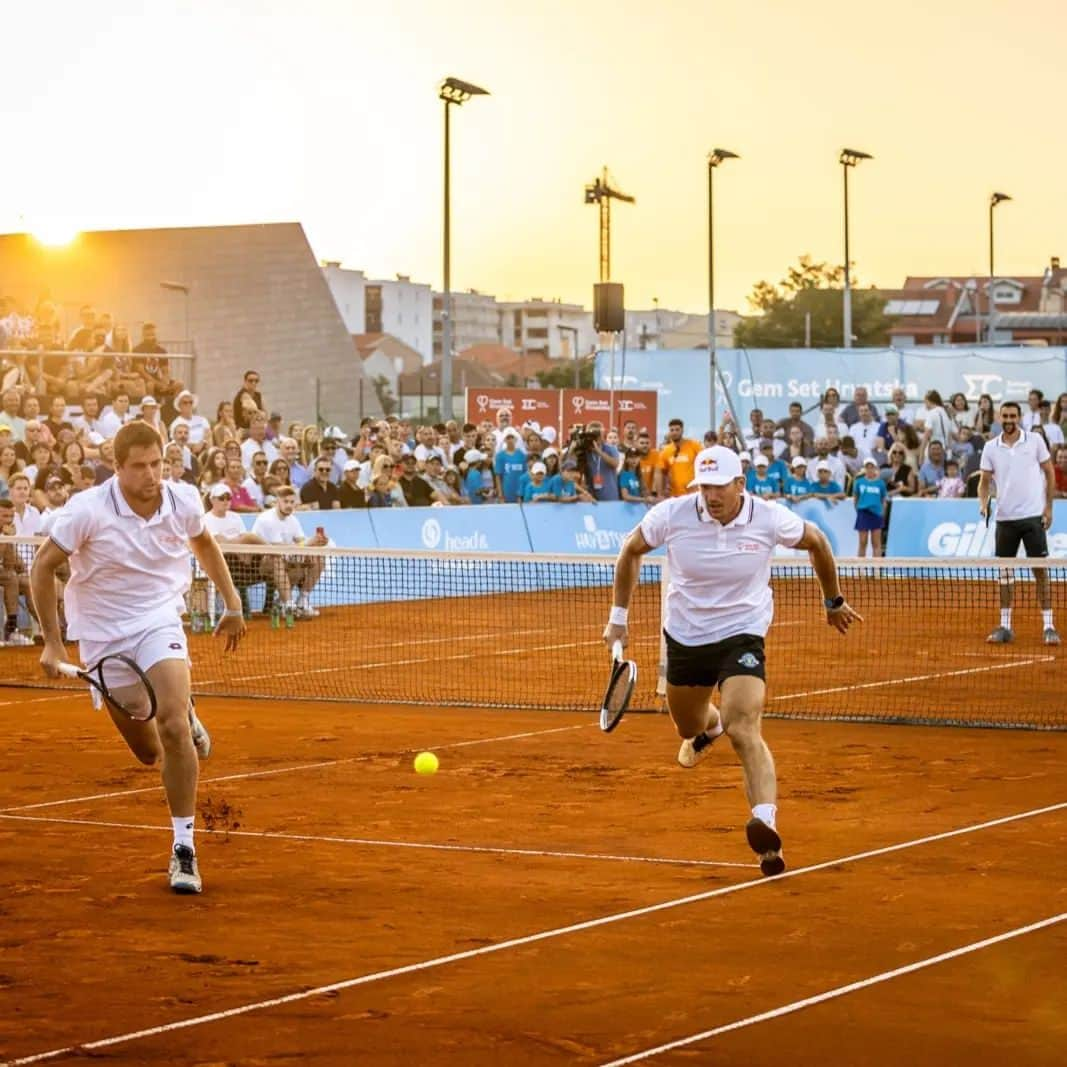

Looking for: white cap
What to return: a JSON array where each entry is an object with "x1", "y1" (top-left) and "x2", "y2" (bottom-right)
[
  {"x1": 175, "y1": 389, "x2": 197, "y2": 406},
  {"x1": 815, "y1": 460, "x2": 832, "y2": 473},
  {"x1": 687, "y1": 446, "x2": 743, "y2": 488},
  {"x1": 343, "y1": 459, "x2": 361, "y2": 472},
  {"x1": 738, "y1": 451, "x2": 751, "y2": 462},
  {"x1": 791, "y1": 456, "x2": 808, "y2": 468},
  {"x1": 541, "y1": 426, "x2": 557, "y2": 444},
  {"x1": 522, "y1": 420, "x2": 542, "y2": 434},
  {"x1": 542, "y1": 447, "x2": 559, "y2": 458},
  {"x1": 464, "y1": 449, "x2": 485, "y2": 462},
  {"x1": 753, "y1": 454, "x2": 770, "y2": 467},
  {"x1": 209, "y1": 482, "x2": 232, "y2": 499},
  {"x1": 862, "y1": 456, "x2": 879, "y2": 468},
  {"x1": 323, "y1": 424, "x2": 349, "y2": 442},
  {"x1": 140, "y1": 396, "x2": 158, "y2": 407},
  {"x1": 531, "y1": 461, "x2": 547, "y2": 475}
]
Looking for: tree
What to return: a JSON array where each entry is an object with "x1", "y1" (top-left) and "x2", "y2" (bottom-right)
[
  {"x1": 371, "y1": 375, "x2": 398, "y2": 416},
  {"x1": 733, "y1": 255, "x2": 891, "y2": 348},
  {"x1": 535, "y1": 358, "x2": 595, "y2": 389}
]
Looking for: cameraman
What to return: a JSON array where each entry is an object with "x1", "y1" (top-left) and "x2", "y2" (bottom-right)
[{"x1": 565, "y1": 419, "x2": 622, "y2": 501}]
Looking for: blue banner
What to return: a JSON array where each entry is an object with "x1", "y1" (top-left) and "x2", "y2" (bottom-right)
[
  {"x1": 885, "y1": 499, "x2": 1067, "y2": 558},
  {"x1": 522, "y1": 502, "x2": 654, "y2": 555},
  {"x1": 776, "y1": 498, "x2": 859, "y2": 557},
  {"x1": 596, "y1": 346, "x2": 1067, "y2": 437},
  {"x1": 368, "y1": 503, "x2": 530, "y2": 553}
]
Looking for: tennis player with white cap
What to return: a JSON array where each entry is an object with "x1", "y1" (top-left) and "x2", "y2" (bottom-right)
[{"x1": 603, "y1": 445, "x2": 862, "y2": 875}]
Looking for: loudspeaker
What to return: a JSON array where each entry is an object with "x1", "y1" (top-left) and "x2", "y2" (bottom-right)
[{"x1": 593, "y1": 282, "x2": 625, "y2": 333}]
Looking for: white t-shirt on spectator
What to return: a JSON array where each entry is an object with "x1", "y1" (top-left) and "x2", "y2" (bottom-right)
[
  {"x1": 241, "y1": 437, "x2": 280, "y2": 469},
  {"x1": 250, "y1": 508, "x2": 304, "y2": 545},
  {"x1": 639, "y1": 492, "x2": 805, "y2": 646},
  {"x1": 47, "y1": 480, "x2": 205, "y2": 641},
  {"x1": 70, "y1": 415, "x2": 105, "y2": 446},
  {"x1": 203, "y1": 511, "x2": 246, "y2": 540},
  {"x1": 1022, "y1": 410, "x2": 1041, "y2": 431},
  {"x1": 848, "y1": 420, "x2": 881, "y2": 458},
  {"x1": 979, "y1": 431, "x2": 1051, "y2": 521},
  {"x1": 924, "y1": 406, "x2": 954, "y2": 446},
  {"x1": 13, "y1": 504, "x2": 42, "y2": 536},
  {"x1": 414, "y1": 443, "x2": 446, "y2": 465},
  {"x1": 170, "y1": 414, "x2": 212, "y2": 445},
  {"x1": 1040, "y1": 423, "x2": 1064, "y2": 447},
  {"x1": 96, "y1": 409, "x2": 130, "y2": 440}
]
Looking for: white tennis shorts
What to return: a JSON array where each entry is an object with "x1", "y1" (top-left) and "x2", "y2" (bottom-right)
[{"x1": 78, "y1": 622, "x2": 190, "y2": 701}]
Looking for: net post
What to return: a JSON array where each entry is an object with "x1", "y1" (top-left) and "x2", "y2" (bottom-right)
[{"x1": 656, "y1": 556, "x2": 669, "y2": 704}]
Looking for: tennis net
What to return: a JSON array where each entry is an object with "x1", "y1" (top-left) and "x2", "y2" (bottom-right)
[{"x1": 1, "y1": 538, "x2": 1063, "y2": 729}]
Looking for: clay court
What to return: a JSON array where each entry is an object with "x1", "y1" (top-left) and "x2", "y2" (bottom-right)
[{"x1": 1, "y1": 660, "x2": 1064, "y2": 1064}]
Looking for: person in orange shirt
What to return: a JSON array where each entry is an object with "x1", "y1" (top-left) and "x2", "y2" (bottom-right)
[
  {"x1": 635, "y1": 428, "x2": 660, "y2": 496},
  {"x1": 656, "y1": 418, "x2": 703, "y2": 497}
]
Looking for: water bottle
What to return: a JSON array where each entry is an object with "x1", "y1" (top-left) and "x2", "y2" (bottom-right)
[
  {"x1": 270, "y1": 604, "x2": 281, "y2": 630},
  {"x1": 191, "y1": 612, "x2": 204, "y2": 634},
  {"x1": 285, "y1": 605, "x2": 295, "y2": 629}
]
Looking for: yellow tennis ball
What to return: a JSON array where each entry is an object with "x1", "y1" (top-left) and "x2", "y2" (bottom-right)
[{"x1": 414, "y1": 751, "x2": 439, "y2": 776}]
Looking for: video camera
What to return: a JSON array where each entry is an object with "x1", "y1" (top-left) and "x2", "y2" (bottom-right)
[{"x1": 568, "y1": 423, "x2": 600, "y2": 457}]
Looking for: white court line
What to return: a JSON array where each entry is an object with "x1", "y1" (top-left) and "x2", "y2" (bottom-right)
[
  {"x1": 770, "y1": 656, "x2": 1055, "y2": 702},
  {"x1": 0, "y1": 693, "x2": 88, "y2": 708},
  {"x1": 3, "y1": 800, "x2": 1063, "y2": 1067},
  {"x1": 0, "y1": 813, "x2": 753, "y2": 870},
  {"x1": 224, "y1": 639, "x2": 607, "y2": 685},
  {"x1": 600, "y1": 912, "x2": 1067, "y2": 1065},
  {"x1": 0, "y1": 722, "x2": 590, "y2": 814}
]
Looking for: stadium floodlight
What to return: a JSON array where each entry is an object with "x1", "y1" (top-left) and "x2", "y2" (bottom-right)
[
  {"x1": 839, "y1": 148, "x2": 873, "y2": 348},
  {"x1": 987, "y1": 192, "x2": 1012, "y2": 344},
  {"x1": 707, "y1": 148, "x2": 739, "y2": 430},
  {"x1": 438, "y1": 76, "x2": 490, "y2": 420}
]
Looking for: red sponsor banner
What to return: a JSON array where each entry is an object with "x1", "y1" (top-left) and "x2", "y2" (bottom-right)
[
  {"x1": 560, "y1": 390, "x2": 658, "y2": 437},
  {"x1": 465, "y1": 388, "x2": 561, "y2": 431}
]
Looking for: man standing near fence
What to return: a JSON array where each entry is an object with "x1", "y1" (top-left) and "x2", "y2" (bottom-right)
[{"x1": 979, "y1": 401, "x2": 1058, "y2": 645}]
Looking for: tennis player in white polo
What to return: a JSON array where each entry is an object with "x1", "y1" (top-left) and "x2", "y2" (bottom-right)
[
  {"x1": 603, "y1": 446, "x2": 862, "y2": 876},
  {"x1": 979, "y1": 400, "x2": 1059, "y2": 645},
  {"x1": 31, "y1": 422, "x2": 247, "y2": 895}
]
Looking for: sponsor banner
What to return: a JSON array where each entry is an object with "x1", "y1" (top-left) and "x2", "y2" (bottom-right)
[
  {"x1": 775, "y1": 498, "x2": 860, "y2": 557},
  {"x1": 560, "y1": 389, "x2": 659, "y2": 438},
  {"x1": 465, "y1": 388, "x2": 560, "y2": 431},
  {"x1": 885, "y1": 498, "x2": 1067, "y2": 558},
  {"x1": 368, "y1": 503, "x2": 530, "y2": 553},
  {"x1": 596, "y1": 347, "x2": 1067, "y2": 436},
  {"x1": 522, "y1": 502, "x2": 656, "y2": 555}
]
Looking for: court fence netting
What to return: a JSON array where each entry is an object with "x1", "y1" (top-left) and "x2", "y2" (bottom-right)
[{"x1": 0, "y1": 537, "x2": 1063, "y2": 730}]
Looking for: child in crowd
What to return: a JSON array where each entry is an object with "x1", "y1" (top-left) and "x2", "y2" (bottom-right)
[
  {"x1": 853, "y1": 456, "x2": 887, "y2": 558},
  {"x1": 936, "y1": 458, "x2": 965, "y2": 499}
]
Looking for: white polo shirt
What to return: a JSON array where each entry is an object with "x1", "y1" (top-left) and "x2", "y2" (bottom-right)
[
  {"x1": 170, "y1": 414, "x2": 212, "y2": 445},
  {"x1": 979, "y1": 430, "x2": 1050, "y2": 521},
  {"x1": 640, "y1": 493, "x2": 805, "y2": 646},
  {"x1": 48, "y1": 480, "x2": 205, "y2": 641},
  {"x1": 250, "y1": 508, "x2": 304, "y2": 545},
  {"x1": 848, "y1": 419, "x2": 881, "y2": 458}
]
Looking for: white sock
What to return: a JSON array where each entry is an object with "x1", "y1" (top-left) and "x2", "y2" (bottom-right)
[
  {"x1": 752, "y1": 803, "x2": 777, "y2": 829},
  {"x1": 299, "y1": 593, "x2": 310, "y2": 608},
  {"x1": 705, "y1": 717, "x2": 724, "y2": 740},
  {"x1": 172, "y1": 815, "x2": 195, "y2": 851},
  {"x1": 1000, "y1": 608, "x2": 1012, "y2": 629},
  {"x1": 1042, "y1": 610, "x2": 1054, "y2": 630}
]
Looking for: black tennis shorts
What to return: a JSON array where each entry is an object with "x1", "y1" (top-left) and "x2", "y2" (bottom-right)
[
  {"x1": 994, "y1": 516, "x2": 1048, "y2": 559},
  {"x1": 664, "y1": 631, "x2": 766, "y2": 688}
]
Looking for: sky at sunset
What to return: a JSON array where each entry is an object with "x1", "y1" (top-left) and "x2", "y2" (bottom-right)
[{"x1": 4, "y1": 0, "x2": 1065, "y2": 313}]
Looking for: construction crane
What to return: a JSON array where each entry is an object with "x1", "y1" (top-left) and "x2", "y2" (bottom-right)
[{"x1": 584, "y1": 167, "x2": 635, "y2": 283}]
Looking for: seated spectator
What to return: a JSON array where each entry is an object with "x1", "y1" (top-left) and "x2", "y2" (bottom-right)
[
  {"x1": 299, "y1": 424, "x2": 321, "y2": 467},
  {"x1": 202, "y1": 483, "x2": 268, "y2": 616},
  {"x1": 0, "y1": 440, "x2": 21, "y2": 493},
  {"x1": 0, "y1": 498, "x2": 34, "y2": 645},
  {"x1": 936, "y1": 459, "x2": 965, "y2": 499},
  {"x1": 553, "y1": 458, "x2": 594, "y2": 503},
  {"x1": 223, "y1": 457, "x2": 259, "y2": 512},
  {"x1": 9, "y1": 473, "x2": 41, "y2": 536},
  {"x1": 783, "y1": 425, "x2": 812, "y2": 463},
  {"x1": 746, "y1": 454, "x2": 780, "y2": 499},
  {"x1": 169, "y1": 421, "x2": 195, "y2": 468},
  {"x1": 241, "y1": 411, "x2": 280, "y2": 468},
  {"x1": 618, "y1": 450, "x2": 651, "y2": 503},
  {"x1": 170, "y1": 390, "x2": 211, "y2": 456},
  {"x1": 164, "y1": 443, "x2": 196, "y2": 486},
  {"x1": 521, "y1": 461, "x2": 554, "y2": 503},
  {"x1": 949, "y1": 425, "x2": 979, "y2": 478},
  {"x1": 212, "y1": 400, "x2": 240, "y2": 446},
  {"x1": 133, "y1": 323, "x2": 182, "y2": 414},
  {"x1": 397, "y1": 453, "x2": 435, "y2": 507},
  {"x1": 0, "y1": 389, "x2": 26, "y2": 441},
  {"x1": 783, "y1": 456, "x2": 811, "y2": 500},
  {"x1": 60, "y1": 441, "x2": 87, "y2": 484},
  {"x1": 848, "y1": 404, "x2": 881, "y2": 458},
  {"x1": 266, "y1": 411, "x2": 284, "y2": 441},
  {"x1": 839, "y1": 435, "x2": 863, "y2": 479},
  {"x1": 197, "y1": 447, "x2": 229, "y2": 494},
  {"x1": 243, "y1": 451, "x2": 270, "y2": 507},
  {"x1": 300, "y1": 454, "x2": 342, "y2": 510},
  {"x1": 808, "y1": 461, "x2": 845, "y2": 501},
  {"x1": 15, "y1": 420, "x2": 44, "y2": 465},
  {"x1": 43, "y1": 396, "x2": 72, "y2": 443},
  {"x1": 93, "y1": 439, "x2": 116, "y2": 485},
  {"x1": 918, "y1": 441, "x2": 947, "y2": 496},
  {"x1": 320, "y1": 429, "x2": 349, "y2": 482},
  {"x1": 24, "y1": 442, "x2": 55, "y2": 492},
  {"x1": 138, "y1": 396, "x2": 165, "y2": 436},
  {"x1": 268, "y1": 458, "x2": 293, "y2": 492},
  {"x1": 261, "y1": 474, "x2": 283, "y2": 508},
  {"x1": 777, "y1": 401, "x2": 815, "y2": 445},
  {"x1": 367, "y1": 473, "x2": 395, "y2": 508},
  {"x1": 338, "y1": 460, "x2": 366, "y2": 508},
  {"x1": 232, "y1": 370, "x2": 264, "y2": 432},
  {"x1": 757, "y1": 439, "x2": 789, "y2": 487},
  {"x1": 278, "y1": 437, "x2": 310, "y2": 488},
  {"x1": 443, "y1": 467, "x2": 468, "y2": 504},
  {"x1": 250, "y1": 485, "x2": 327, "y2": 618},
  {"x1": 66, "y1": 305, "x2": 97, "y2": 351},
  {"x1": 422, "y1": 455, "x2": 460, "y2": 503},
  {"x1": 96, "y1": 392, "x2": 132, "y2": 439},
  {"x1": 37, "y1": 474, "x2": 70, "y2": 519},
  {"x1": 885, "y1": 446, "x2": 917, "y2": 498},
  {"x1": 357, "y1": 442, "x2": 387, "y2": 489},
  {"x1": 1055, "y1": 444, "x2": 1067, "y2": 498}
]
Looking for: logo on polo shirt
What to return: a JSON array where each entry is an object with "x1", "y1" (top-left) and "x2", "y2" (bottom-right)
[
  {"x1": 738, "y1": 652, "x2": 759, "y2": 669},
  {"x1": 737, "y1": 540, "x2": 760, "y2": 553}
]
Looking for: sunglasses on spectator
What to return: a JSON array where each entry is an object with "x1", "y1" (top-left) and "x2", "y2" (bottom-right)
[
  {"x1": 316, "y1": 466, "x2": 332, "y2": 473},
  {"x1": 254, "y1": 459, "x2": 268, "y2": 465},
  {"x1": 216, "y1": 492, "x2": 231, "y2": 499}
]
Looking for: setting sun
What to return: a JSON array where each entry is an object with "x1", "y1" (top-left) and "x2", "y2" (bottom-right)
[{"x1": 30, "y1": 222, "x2": 79, "y2": 247}]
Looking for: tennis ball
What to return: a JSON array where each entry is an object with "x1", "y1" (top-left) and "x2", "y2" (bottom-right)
[{"x1": 414, "y1": 751, "x2": 439, "y2": 776}]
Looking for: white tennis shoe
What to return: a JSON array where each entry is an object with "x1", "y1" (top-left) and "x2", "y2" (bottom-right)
[
  {"x1": 168, "y1": 844, "x2": 202, "y2": 894},
  {"x1": 677, "y1": 728, "x2": 723, "y2": 769}
]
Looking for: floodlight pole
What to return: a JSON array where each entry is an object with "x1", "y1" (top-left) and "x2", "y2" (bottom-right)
[
  {"x1": 707, "y1": 148, "x2": 738, "y2": 432},
  {"x1": 840, "y1": 148, "x2": 872, "y2": 349},
  {"x1": 988, "y1": 192, "x2": 1011, "y2": 344}
]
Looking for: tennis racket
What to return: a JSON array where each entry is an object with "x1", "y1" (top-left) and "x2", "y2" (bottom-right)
[
  {"x1": 57, "y1": 655, "x2": 158, "y2": 722},
  {"x1": 600, "y1": 640, "x2": 637, "y2": 733}
]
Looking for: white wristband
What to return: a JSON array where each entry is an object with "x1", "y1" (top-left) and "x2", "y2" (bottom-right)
[{"x1": 609, "y1": 606, "x2": 629, "y2": 626}]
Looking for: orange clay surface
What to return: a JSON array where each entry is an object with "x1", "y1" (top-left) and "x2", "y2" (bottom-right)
[{"x1": 0, "y1": 690, "x2": 1064, "y2": 1065}]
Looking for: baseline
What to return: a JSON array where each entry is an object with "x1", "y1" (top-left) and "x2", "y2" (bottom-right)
[{"x1": 4, "y1": 800, "x2": 1063, "y2": 1067}]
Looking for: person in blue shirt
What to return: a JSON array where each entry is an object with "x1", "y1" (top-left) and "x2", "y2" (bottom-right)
[
  {"x1": 493, "y1": 435, "x2": 528, "y2": 503},
  {"x1": 808, "y1": 461, "x2": 846, "y2": 502},
  {"x1": 463, "y1": 449, "x2": 490, "y2": 504},
  {"x1": 552, "y1": 459, "x2": 595, "y2": 503},
  {"x1": 571, "y1": 420, "x2": 620, "y2": 501},
  {"x1": 782, "y1": 457, "x2": 811, "y2": 501},
  {"x1": 618, "y1": 449, "x2": 652, "y2": 503},
  {"x1": 853, "y1": 456, "x2": 887, "y2": 557},
  {"x1": 757, "y1": 440, "x2": 789, "y2": 490},
  {"x1": 520, "y1": 462, "x2": 555, "y2": 502},
  {"x1": 745, "y1": 455, "x2": 780, "y2": 498}
]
